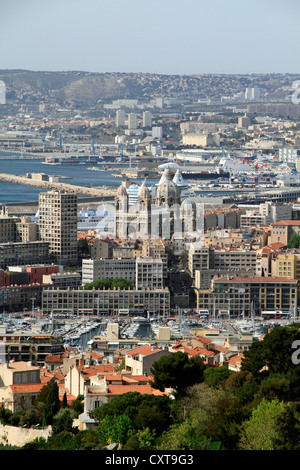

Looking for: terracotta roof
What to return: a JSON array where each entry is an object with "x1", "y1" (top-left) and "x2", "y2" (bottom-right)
[
  {"x1": 272, "y1": 220, "x2": 300, "y2": 226},
  {"x1": 196, "y1": 336, "x2": 212, "y2": 344},
  {"x1": 77, "y1": 364, "x2": 116, "y2": 377},
  {"x1": 228, "y1": 354, "x2": 245, "y2": 366},
  {"x1": 107, "y1": 384, "x2": 166, "y2": 396},
  {"x1": 267, "y1": 242, "x2": 286, "y2": 250},
  {"x1": 45, "y1": 354, "x2": 64, "y2": 363},
  {"x1": 9, "y1": 383, "x2": 45, "y2": 394},
  {"x1": 126, "y1": 345, "x2": 162, "y2": 357}
]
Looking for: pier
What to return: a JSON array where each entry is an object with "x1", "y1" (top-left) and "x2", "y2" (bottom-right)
[{"x1": 0, "y1": 172, "x2": 118, "y2": 199}]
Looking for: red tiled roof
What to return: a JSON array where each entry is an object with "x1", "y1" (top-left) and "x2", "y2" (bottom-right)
[
  {"x1": 9, "y1": 383, "x2": 45, "y2": 394},
  {"x1": 196, "y1": 336, "x2": 212, "y2": 344},
  {"x1": 107, "y1": 384, "x2": 166, "y2": 396},
  {"x1": 272, "y1": 220, "x2": 300, "y2": 226},
  {"x1": 77, "y1": 364, "x2": 116, "y2": 377},
  {"x1": 126, "y1": 345, "x2": 161, "y2": 357},
  {"x1": 228, "y1": 354, "x2": 245, "y2": 365},
  {"x1": 45, "y1": 354, "x2": 64, "y2": 363}
]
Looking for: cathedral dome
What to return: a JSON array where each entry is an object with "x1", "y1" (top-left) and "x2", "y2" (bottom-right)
[
  {"x1": 116, "y1": 184, "x2": 128, "y2": 197},
  {"x1": 156, "y1": 168, "x2": 180, "y2": 206}
]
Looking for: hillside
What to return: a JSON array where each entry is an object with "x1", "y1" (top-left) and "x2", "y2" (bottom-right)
[{"x1": 0, "y1": 69, "x2": 299, "y2": 109}]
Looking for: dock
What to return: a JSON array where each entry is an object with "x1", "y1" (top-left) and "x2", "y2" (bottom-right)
[{"x1": 0, "y1": 172, "x2": 118, "y2": 199}]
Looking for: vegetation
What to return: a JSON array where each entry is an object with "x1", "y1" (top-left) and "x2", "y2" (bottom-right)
[
  {"x1": 288, "y1": 234, "x2": 300, "y2": 248},
  {"x1": 82, "y1": 278, "x2": 133, "y2": 290},
  {"x1": 149, "y1": 351, "x2": 205, "y2": 397},
  {"x1": 3, "y1": 325, "x2": 300, "y2": 450}
]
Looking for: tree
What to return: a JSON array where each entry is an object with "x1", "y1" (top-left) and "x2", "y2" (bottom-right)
[
  {"x1": 93, "y1": 392, "x2": 172, "y2": 435},
  {"x1": 98, "y1": 415, "x2": 135, "y2": 446},
  {"x1": 51, "y1": 408, "x2": 75, "y2": 435},
  {"x1": 34, "y1": 382, "x2": 61, "y2": 426},
  {"x1": 288, "y1": 234, "x2": 300, "y2": 248},
  {"x1": 83, "y1": 278, "x2": 132, "y2": 290},
  {"x1": 204, "y1": 366, "x2": 233, "y2": 388},
  {"x1": 241, "y1": 325, "x2": 300, "y2": 377},
  {"x1": 240, "y1": 398, "x2": 299, "y2": 450},
  {"x1": 71, "y1": 395, "x2": 84, "y2": 416},
  {"x1": 62, "y1": 392, "x2": 68, "y2": 408},
  {"x1": 149, "y1": 352, "x2": 205, "y2": 397},
  {"x1": 78, "y1": 238, "x2": 90, "y2": 260}
]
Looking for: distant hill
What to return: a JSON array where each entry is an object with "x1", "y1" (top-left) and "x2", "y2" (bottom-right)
[{"x1": 0, "y1": 69, "x2": 299, "y2": 109}]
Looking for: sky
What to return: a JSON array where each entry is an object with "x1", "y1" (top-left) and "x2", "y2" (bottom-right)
[{"x1": 0, "y1": 0, "x2": 299, "y2": 75}]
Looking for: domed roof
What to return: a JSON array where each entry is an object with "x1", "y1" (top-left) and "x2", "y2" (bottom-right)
[
  {"x1": 116, "y1": 184, "x2": 128, "y2": 197},
  {"x1": 138, "y1": 184, "x2": 151, "y2": 198},
  {"x1": 156, "y1": 168, "x2": 180, "y2": 205},
  {"x1": 181, "y1": 197, "x2": 196, "y2": 207}
]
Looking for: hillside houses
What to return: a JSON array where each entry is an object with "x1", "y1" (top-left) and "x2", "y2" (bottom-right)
[{"x1": 0, "y1": 334, "x2": 245, "y2": 424}]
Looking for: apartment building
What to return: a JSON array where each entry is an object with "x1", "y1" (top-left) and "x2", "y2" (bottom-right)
[
  {"x1": 0, "y1": 241, "x2": 50, "y2": 270},
  {"x1": 196, "y1": 275, "x2": 297, "y2": 317},
  {"x1": 270, "y1": 220, "x2": 300, "y2": 245},
  {"x1": 82, "y1": 257, "x2": 164, "y2": 290},
  {"x1": 15, "y1": 217, "x2": 39, "y2": 242},
  {"x1": 189, "y1": 244, "x2": 256, "y2": 278},
  {"x1": 136, "y1": 257, "x2": 164, "y2": 290},
  {"x1": 0, "y1": 215, "x2": 39, "y2": 243},
  {"x1": 42, "y1": 287, "x2": 170, "y2": 316},
  {"x1": 42, "y1": 272, "x2": 82, "y2": 289},
  {"x1": 0, "y1": 283, "x2": 45, "y2": 312},
  {"x1": 0, "y1": 361, "x2": 42, "y2": 413},
  {"x1": 38, "y1": 191, "x2": 78, "y2": 265},
  {"x1": 271, "y1": 251, "x2": 300, "y2": 281},
  {"x1": 125, "y1": 345, "x2": 170, "y2": 376},
  {"x1": 142, "y1": 239, "x2": 167, "y2": 277},
  {"x1": 0, "y1": 326, "x2": 65, "y2": 366},
  {"x1": 240, "y1": 203, "x2": 292, "y2": 228},
  {"x1": 256, "y1": 242, "x2": 286, "y2": 277},
  {"x1": 0, "y1": 216, "x2": 18, "y2": 243},
  {"x1": 82, "y1": 258, "x2": 136, "y2": 286}
]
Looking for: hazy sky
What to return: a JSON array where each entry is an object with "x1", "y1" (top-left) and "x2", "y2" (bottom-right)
[{"x1": 0, "y1": 0, "x2": 299, "y2": 75}]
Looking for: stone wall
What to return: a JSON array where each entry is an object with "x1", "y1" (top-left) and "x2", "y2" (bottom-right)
[{"x1": 0, "y1": 423, "x2": 51, "y2": 448}]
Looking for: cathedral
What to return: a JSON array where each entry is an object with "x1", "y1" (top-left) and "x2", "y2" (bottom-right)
[{"x1": 114, "y1": 168, "x2": 201, "y2": 240}]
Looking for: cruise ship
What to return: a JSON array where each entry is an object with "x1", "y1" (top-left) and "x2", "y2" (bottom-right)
[{"x1": 77, "y1": 206, "x2": 115, "y2": 234}]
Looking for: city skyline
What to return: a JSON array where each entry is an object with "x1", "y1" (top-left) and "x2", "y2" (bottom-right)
[{"x1": 1, "y1": 0, "x2": 299, "y2": 75}]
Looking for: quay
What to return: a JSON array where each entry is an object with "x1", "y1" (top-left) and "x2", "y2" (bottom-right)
[{"x1": 0, "y1": 172, "x2": 118, "y2": 199}]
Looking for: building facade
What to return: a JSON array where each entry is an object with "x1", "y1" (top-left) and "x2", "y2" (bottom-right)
[{"x1": 38, "y1": 191, "x2": 78, "y2": 265}]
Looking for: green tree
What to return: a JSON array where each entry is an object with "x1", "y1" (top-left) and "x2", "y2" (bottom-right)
[
  {"x1": 78, "y1": 238, "x2": 90, "y2": 260},
  {"x1": 288, "y1": 234, "x2": 300, "y2": 248},
  {"x1": 83, "y1": 278, "x2": 132, "y2": 290},
  {"x1": 98, "y1": 415, "x2": 135, "y2": 446},
  {"x1": 51, "y1": 408, "x2": 75, "y2": 435},
  {"x1": 258, "y1": 373, "x2": 291, "y2": 401},
  {"x1": 93, "y1": 392, "x2": 172, "y2": 435},
  {"x1": 34, "y1": 382, "x2": 60, "y2": 426},
  {"x1": 71, "y1": 394, "x2": 84, "y2": 416},
  {"x1": 149, "y1": 352, "x2": 205, "y2": 397},
  {"x1": 241, "y1": 325, "x2": 300, "y2": 377},
  {"x1": 240, "y1": 398, "x2": 298, "y2": 450},
  {"x1": 62, "y1": 392, "x2": 68, "y2": 408},
  {"x1": 47, "y1": 431, "x2": 78, "y2": 450},
  {"x1": 76, "y1": 429, "x2": 102, "y2": 450},
  {"x1": 204, "y1": 366, "x2": 233, "y2": 388}
]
